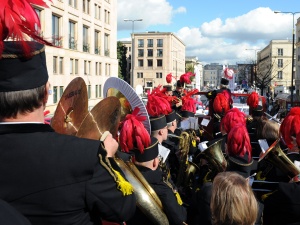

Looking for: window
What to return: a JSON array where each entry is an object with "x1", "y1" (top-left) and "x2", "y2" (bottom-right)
[
  {"x1": 147, "y1": 39, "x2": 153, "y2": 47},
  {"x1": 70, "y1": 59, "x2": 73, "y2": 74},
  {"x1": 95, "y1": 85, "x2": 98, "y2": 97},
  {"x1": 137, "y1": 72, "x2": 143, "y2": 78},
  {"x1": 75, "y1": 59, "x2": 78, "y2": 74},
  {"x1": 278, "y1": 71, "x2": 283, "y2": 79},
  {"x1": 88, "y1": 85, "x2": 91, "y2": 99},
  {"x1": 53, "y1": 56, "x2": 57, "y2": 74},
  {"x1": 138, "y1": 59, "x2": 144, "y2": 67},
  {"x1": 69, "y1": 21, "x2": 77, "y2": 50},
  {"x1": 147, "y1": 59, "x2": 153, "y2": 67},
  {"x1": 83, "y1": 0, "x2": 90, "y2": 14},
  {"x1": 278, "y1": 59, "x2": 283, "y2": 68},
  {"x1": 147, "y1": 49, "x2": 153, "y2": 57},
  {"x1": 34, "y1": 8, "x2": 43, "y2": 34},
  {"x1": 94, "y1": 4, "x2": 101, "y2": 19},
  {"x1": 69, "y1": 0, "x2": 77, "y2": 8},
  {"x1": 99, "y1": 85, "x2": 102, "y2": 97},
  {"x1": 105, "y1": 63, "x2": 111, "y2": 75},
  {"x1": 138, "y1": 39, "x2": 144, "y2": 47},
  {"x1": 157, "y1": 59, "x2": 163, "y2": 67},
  {"x1": 53, "y1": 86, "x2": 58, "y2": 103},
  {"x1": 138, "y1": 49, "x2": 144, "y2": 57},
  {"x1": 104, "y1": 9, "x2": 110, "y2": 24},
  {"x1": 94, "y1": 30, "x2": 101, "y2": 54},
  {"x1": 157, "y1": 39, "x2": 163, "y2": 47},
  {"x1": 157, "y1": 49, "x2": 163, "y2": 57},
  {"x1": 52, "y1": 14, "x2": 61, "y2": 46},
  {"x1": 59, "y1": 57, "x2": 63, "y2": 74},
  {"x1": 156, "y1": 72, "x2": 162, "y2": 78},
  {"x1": 83, "y1": 26, "x2": 89, "y2": 52},
  {"x1": 278, "y1": 48, "x2": 283, "y2": 56},
  {"x1": 104, "y1": 33, "x2": 110, "y2": 56},
  {"x1": 84, "y1": 60, "x2": 91, "y2": 75},
  {"x1": 59, "y1": 86, "x2": 64, "y2": 98}
]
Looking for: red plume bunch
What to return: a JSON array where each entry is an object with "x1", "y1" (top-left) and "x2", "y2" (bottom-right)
[
  {"x1": 181, "y1": 89, "x2": 199, "y2": 113},
  {"x1": 220, "y1": 108, "x2": 246, "y2": 133},
  {"x1": 119, "y1": 107, "x2": 151, "y2": 153},
  {"x1": 247, "y1": 91, "x2": 259, "y2": 109},
  {"x1": 146, "y1": 87, "x2": 172, "y2": 117},
  {"x1": 213, "y1": 92, "x2": 230, "y2": 115},
  {"x1": 227, "y1": 125, "x2": 252, "y2": 162},
  {"x1": 280, "y1": 107, "x2": 300, "y2": 149},
  {"x1": 180, "y1": 72, "x2": 195, "y2": 84},
  {"x1": 0, "y1": 0, "x2": 53, "y2": 56},
  {"x1": 166, "y1": 73, "x2": 174, "y2": 84}
]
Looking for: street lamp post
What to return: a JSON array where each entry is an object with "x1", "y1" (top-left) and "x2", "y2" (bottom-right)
[
  {"x1": 274, "y1": 11, "x2": 300, "y2": 108},
  {"x1": 245, "y1": 48, "x2": 260, "y2": 90},
  {"x1": 124, "y1": 19, "x2": 143, "y2": 89}
]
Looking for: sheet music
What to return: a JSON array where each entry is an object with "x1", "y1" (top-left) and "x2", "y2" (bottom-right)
[
  {"x1": 198, "y1": 141, "x2": 209, "y2": 152},
  {"x1": 201, "y1": 118, "x2": 210, "y2": 127},
  {"x1": 258, "y1": 139, "x2": 269, "y2": 153},
  {"x1": 158, "y1": 144, "x2": 170, "y2": 163}
]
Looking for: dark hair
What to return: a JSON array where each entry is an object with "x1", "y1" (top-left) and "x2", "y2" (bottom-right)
[{"x1": 0, "y1": 85, "x2": 46, "y2": 118}]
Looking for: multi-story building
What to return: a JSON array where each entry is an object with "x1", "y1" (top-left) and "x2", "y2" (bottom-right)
[
  {"x1": 203, "y1": 63, "x2": 223, "y2": 89},
  {"x1": 257, "y1": 40, "x2": 293, "y2": 95},
  {"x1": 295, "y1": 16, "x2": 300, "y2": 96},
  {"x1": 35, "y1": 0, "x2": 117, "y2": 113},
  {"x1": 185, "y1": 56, "x2": 203, "y2": 90},
  {"x1": 128, "y1": 32, "x2": 185, "y2": 92}
]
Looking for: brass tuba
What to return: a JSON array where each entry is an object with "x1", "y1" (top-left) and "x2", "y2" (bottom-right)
[
  {"x1": 176, "y1": 131, "x2": 199, "y2": 189},
  {"x1": 258, "y1": 139, "x2": 300, "y2": 181},
  {"x1": 195, "y1": 138, "x2": 227, "y2": 182}
]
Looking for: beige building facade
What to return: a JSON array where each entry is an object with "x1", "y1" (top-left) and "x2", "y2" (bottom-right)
[
  {"x1": 130, "y1": 32, "x2": 185, "y2": 93},
  {"x1": 295, "y1": 16, "x2": 300, "y2": 96},
  {"x1": 257, "y1": 40, "x2": 293, "y2": 95},
  {"x1": 35, "y1": 0, "x2": 118, "y2": 113}
]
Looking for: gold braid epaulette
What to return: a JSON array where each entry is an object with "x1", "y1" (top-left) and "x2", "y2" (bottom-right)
[
  {"x1": 2, "y1": 46, "x2": 46, "y2": 59},
  {"x1": 99, "y1": 154, "x2": 134, "y2": 196},
  {"x1": 247, "y1": 115, "x2": 253, "y2": 123}
]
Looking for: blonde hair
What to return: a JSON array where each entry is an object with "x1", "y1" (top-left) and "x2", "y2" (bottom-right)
[
  {"x1": 211, "y1": 172, "x2": 258, "y2": 225},
  {"x1": 261, "y1": 120, "x2": 280, "y2": 143}
]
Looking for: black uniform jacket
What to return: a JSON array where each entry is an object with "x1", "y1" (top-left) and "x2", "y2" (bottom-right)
[
  {"x1": 132, "y1": 166, "x2": 187, "y2": 225},
  {"x1": 0, "y1": 124, "x2": 136, "y2": 225},
  {"x1": 263, "y1": 182, "x2": 300, "y2": 225},
  {"x1": 0, "y1": 199, "x2": 32, "y2": 225}
]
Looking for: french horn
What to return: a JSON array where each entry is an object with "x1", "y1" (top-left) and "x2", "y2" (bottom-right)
[
  {"x1": 258, "y1": 139, "x2": 300, "y2": 181},
  {"x1": 103, "y1": 77, "x2": 169, "y2": 225}
]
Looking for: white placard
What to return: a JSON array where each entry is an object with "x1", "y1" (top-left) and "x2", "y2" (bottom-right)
[
  {"x1": 198, "y1": 141, "x2": 209, "y2": 152},
  {"x1": 201, "y1": 118, "x2": 210, "y2": 127},
  {"x1": 158, "y1": 144, "x2": 170, "y2": 163},
  {"x1": 258, "y1": 139, "x2": 269, "y2": 153}
]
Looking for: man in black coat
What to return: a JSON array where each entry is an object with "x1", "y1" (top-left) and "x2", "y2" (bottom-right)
[
  {"x1": 0, "y1": 42, "x2": 136, "y2": 225},
  {"x1": 129, "y1": 137, "x2": 187, "y2": 225}
]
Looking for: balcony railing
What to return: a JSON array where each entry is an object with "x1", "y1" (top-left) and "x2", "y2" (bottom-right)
[
  {"x1": 52, "y1": 35, "x2": 62, "y2": 47},
  {"x1": 95, "y1": 47, "x2": 101, "y2": 55},
  {"x1": 83, "y1": 44, "x2": 90, "y2": 52},
  {"x1": 69, "y1": 37, "x2": 77, "y2": 50},
  {"x1": 105, "y1": 49, "x2": 110, "y2": 56}
]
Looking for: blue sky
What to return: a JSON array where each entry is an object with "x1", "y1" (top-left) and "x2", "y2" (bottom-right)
[{"x1": 117, "y1": 0, "x2": 300, "y2": 64}]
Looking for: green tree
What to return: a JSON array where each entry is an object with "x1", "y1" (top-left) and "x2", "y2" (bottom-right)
[{"x1": 117, "y1": 41, "x2": 128, "y2": 81}]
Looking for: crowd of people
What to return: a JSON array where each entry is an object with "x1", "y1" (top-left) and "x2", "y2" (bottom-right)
[{"x1": 1, "y1": 1, "x2": 300, "y2": 225}]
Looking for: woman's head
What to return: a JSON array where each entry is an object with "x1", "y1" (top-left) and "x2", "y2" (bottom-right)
[{"x1": 211, "y1": 172, "x2": 258, "y2": 225}]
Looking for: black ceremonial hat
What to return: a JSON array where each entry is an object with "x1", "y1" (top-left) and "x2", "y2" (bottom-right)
[
  {"x1": 252, "y1": 105, "x2": 263, "y2": 117},
  {"x1": 134, "y1": 137, "x2": 159, "y2": 162},
  {"x1": 221, "y1": 78, "x2": 229, "y2": 85},
  {"x1": 150, "y1": 115, "x2": 167, "y2": 131},
  {"x1": 163, "y1": 85, "x2": 173, "y2": 92},
  {"x1": 0, "y1": 41, "x2": 48, "y2": 92}
]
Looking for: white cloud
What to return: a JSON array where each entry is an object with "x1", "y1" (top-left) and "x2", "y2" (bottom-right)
[
  {"x1": 118, "y1": 0, "x2": 173, "y2": 30},
  {"x1": 176, "y1": 7, "x2": 295, "y2": 64}
]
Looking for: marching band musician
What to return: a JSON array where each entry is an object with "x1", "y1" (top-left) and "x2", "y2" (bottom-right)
[
  {"x1": 172, "y1": 80, "x2": 184, "y2": 113},
  {"x1": 119, "y1": 106, "x2": 187, "y2": 225},
  {"x1": 0, "y1": 1, "x2": 136, "y2": 224},
  {"x1": 263, "y1": 107, "x2": 300, "y2": 225}
]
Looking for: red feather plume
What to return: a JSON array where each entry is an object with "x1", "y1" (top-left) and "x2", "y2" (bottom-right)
[
  {"x1": 166, "y1": 73, "x2": 174, "y2": 84},
  {"x1": 227, "y1": 125, "x2": 252, "y2": 162},
  {"x1": 213, "y1": 92, "x2": 230, "y2": 115},
  {"x1": 180, "y1": 72, "x2": 195, "y2": 84},
  {"x1": 181, "y1": 89, "x2": 199, "y2": 113},
  {"x1": 119, "y1": 107, "x2": 151, "y2": 153},
  {"x1": 0, "y1": 0, "x2": 53, "y2": 56},
  {"x1": 220, "y1": 108, "x2": 246, "y2": 133},
  {"x1": 146, "y1": 86, "x2": 172, "y2": 117},
  {"x1": 280, "y1": 107, "x2": 300, "y2": 149},
  {"x1": 247, "y1": 91, "x2": 259, "y2": 109}
]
